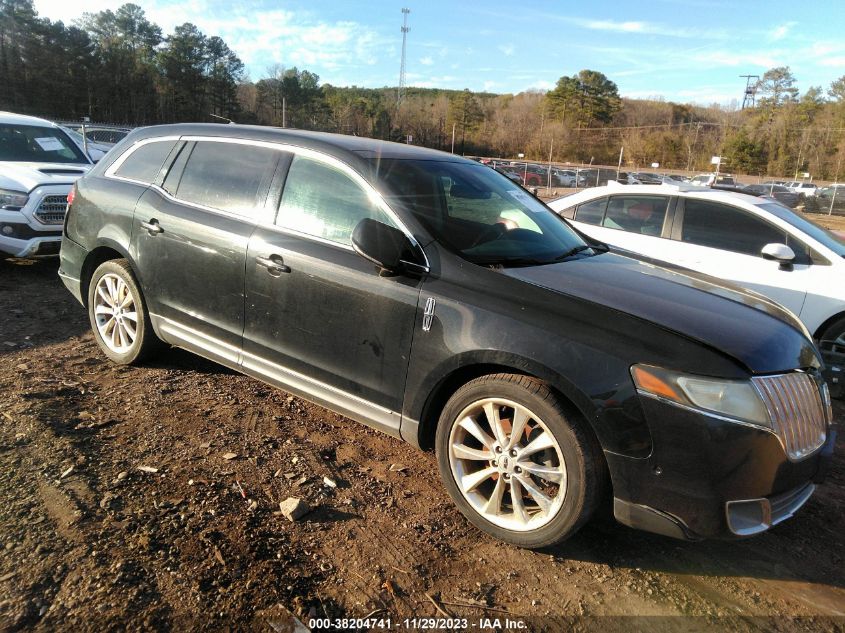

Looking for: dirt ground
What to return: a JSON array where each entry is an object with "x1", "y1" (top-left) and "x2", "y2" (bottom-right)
[{"x1": 1, "y1": 250, "x2": 844, "y2": 632}]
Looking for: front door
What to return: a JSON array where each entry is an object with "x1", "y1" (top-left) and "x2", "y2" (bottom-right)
[{"x1": 243, "y1": 152, "x2": 424, "y2": 434}]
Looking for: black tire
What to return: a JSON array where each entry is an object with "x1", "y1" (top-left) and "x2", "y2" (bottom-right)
[
  {"x1": 435, "y1": 373, "x2": 606, "y2": 548},
  {"x1": 818, "y1": 316, "x2": 845, "y2": 347},
  {"x1": 87, "y1": 259, "x2": 162, "y2": 365}
]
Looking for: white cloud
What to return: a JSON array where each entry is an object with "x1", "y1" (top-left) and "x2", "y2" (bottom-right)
[
  {"x1": 694, "y1": 50, "x2": 781, "y2": 68},
  {"x1": 819, "y1": 57, "x2": 845, "y2": 68},
  {"x1": 529, "y1": 80, "x2": 555, "y2": 91},
  {"x1": 420, "y1": 56, "x2": 434, "y2": 66},
  {"x1": 769, "y1": 22, "x2": 795, "y2": 41},
  {"x1": 483, "y1": 80, "x2": 500, "y2": 92},
  {"x1": 498, "y1": 43, "x2": 515, "y2": 57},
  {"x1": 567, "y1": 17, "x2": 726, "y2": 39}
]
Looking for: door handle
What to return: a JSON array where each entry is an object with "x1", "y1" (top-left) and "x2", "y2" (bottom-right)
[
  {"x1": 255, "y1": 254, "x2": 291, "y2": 275},
  {"x1": 140, "y1": 219, "x2": 163, "y2": 234}
]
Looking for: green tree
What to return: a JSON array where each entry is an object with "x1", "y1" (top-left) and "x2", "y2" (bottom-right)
[
  {"x1": 829, "y1": 76, "x2": 845, "y2": 102},
  {"x1": 447, "y1": 89, "x2": 483, "y2": 153},
  {"x1": 756, "y1": 66, "x2": 799, "y2": 109},
  {"x1": 723, "y1": 129, "x2": 767, "y2": 174},
  {"x1": 545, "y1": 70, "x2": 620, "y2": 127}
]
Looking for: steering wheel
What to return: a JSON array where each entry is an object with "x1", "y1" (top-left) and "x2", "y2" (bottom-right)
[{"x1": 470, "y1": 222, "x2": 510, "y2": 248}]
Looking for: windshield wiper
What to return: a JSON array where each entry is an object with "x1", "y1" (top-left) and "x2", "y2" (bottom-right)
[{"x1": 550, "y1": 244, "x2": 594, "y2": 261}]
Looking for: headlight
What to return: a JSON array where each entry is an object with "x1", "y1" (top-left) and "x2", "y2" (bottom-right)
[
  {"x1": 0, "y1": 189, "x2": 29, "y2": 210},
  {"x1": 631, "y1": 364, "x2": 770, "y2": 427}
]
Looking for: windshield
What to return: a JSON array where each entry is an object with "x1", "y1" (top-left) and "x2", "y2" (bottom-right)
[
  {"x1": 757, "y1": 202, "x2": 845, "y2": 257},
  {"x1": 374, "y1": 159, "x2": 593, "y2": 266},
  {"x1": 0, "y1": 124, "x2": 89, "y2": 164}
]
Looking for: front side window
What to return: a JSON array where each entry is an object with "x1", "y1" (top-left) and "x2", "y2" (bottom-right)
[
  {"x1": 376, "y1": 159, "x2": 591, "y2": 266},
  {"x1": 175, "y1": 141, "x2": 278, "y2": 216},
  {"x1": 574, "y1": 198, "x2": 607, "y2": 225},
  {"x1": 0, "y1": 124, "x2": 89, "y2": 164},
  {"x1": 114, "y1": 140, "x2": 177, "y2": 184},
  {"x1": 603, "y1": 196, "x2": 668, "y2": 235},
  {"x1": 681, "y1": 199, "x2": 786, "y2": 257},
  {"x1": 276, "y1": 155, "x2": 397, "y2": 246}
]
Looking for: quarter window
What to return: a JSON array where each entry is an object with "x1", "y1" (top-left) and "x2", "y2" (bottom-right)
[
  {"x1": 276, "y1": 155, "x2": 396, "y2": 246},
  {"x1": 604, "y1": 196, "x2": 668, "y2": 236},
  {"x1": 574, "y1": 197, "x2": 607, "y2": 225},
  {"x1": 174, "y1": 141, "x2": 278, "y2": 216},
  {"x1": 681, "y1": 199, "x2": 786, "y2": 257},
  {"x1": 114, "y1": 140, "x2": 177, "y2": 184}
]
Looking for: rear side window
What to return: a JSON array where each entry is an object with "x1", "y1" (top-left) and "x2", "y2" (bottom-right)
[
  {"x1": 681, "y1": 199, "x2": 786, "y2": 257},
  {"x1": 175, "y1": 141, "x2": 278, "y2": 216},
  {"x1": 574, "y1": 197, "x2": 607, "y2": 225},
  {"x1": 604, "y1": 196, "x2": 668, "y2": 235},
  {"x1": 276, "y1": 155, "x2": 396, "y2": 246},
  {"x1": 114, "y1": 140, "x2": 177, "y2": 184}
]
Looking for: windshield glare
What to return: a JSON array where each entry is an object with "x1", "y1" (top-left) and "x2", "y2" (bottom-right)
[
  {"x1": 374, "y1": 159, "x2": 591, "y2": 266},
  {"x1": 0, "y1": 124, "x2": 89, "y2": 164}
]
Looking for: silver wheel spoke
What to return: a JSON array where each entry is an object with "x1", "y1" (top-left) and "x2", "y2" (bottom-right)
[
  {"x1": 458, "y1": 416, "x2": 495, "y2": 449},
  {"x1": 460, "y1": 467, "x2": 497, "y2": 493},
  {"x1": 522, "y1": 431, "x2": 555, "y2": 457},
  {"x1": 516, "y1": 474, "x2": 553, "y2": 514},
  {"x1": 122, "y1": 320, "x2": 137, "y2": 340},
  {"x1": 484, "y1": 402, "x2": 508, "y2": 446},
  {"x1": 452, "y1": 444, "x2": 494, "y2": 461},
  {"x1": 95, "y1": 304, "x2": 114, "y2": 316},
  {"x1": 506, "y1": 408, "x2": 530, "y2": 449},
  {"x1": 122, "y1": 311, "x2": 138, "y2": 323},
  {"x1": 97, "y1": 285, "x2": 113, "y2": 307},
  {"x1": 510, "y1": 478, "x2": 529, "y2": 523},
  {"x1": 484, "y1": 477, "x2": 506, "y2": 515},
  {"x1": 520, "y1": 463, "x2": 565, "y2": 484}
]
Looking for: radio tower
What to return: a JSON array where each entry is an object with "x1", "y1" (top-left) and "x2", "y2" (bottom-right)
[
  {"x1": 397, "y1": 8, "x2": 410, "y2": 106},
  {"x1": 740, "y1": 74, "x2": 759, "y2": 109}
]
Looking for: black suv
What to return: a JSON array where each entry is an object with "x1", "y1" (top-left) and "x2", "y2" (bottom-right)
[{"x1": 59, "y1": 125, "x2": 834, "y2": 547}]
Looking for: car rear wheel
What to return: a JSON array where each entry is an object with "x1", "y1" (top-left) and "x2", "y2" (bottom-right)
[
  {"x1": 88, "y1": 259, "x2": 161, "y2": 365},
  {"x1": 435, "y1": 374, "x2": 605, "y2": 548}
]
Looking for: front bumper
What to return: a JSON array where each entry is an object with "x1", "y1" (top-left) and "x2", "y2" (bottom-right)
[{"x1": 607, "y1": 394, "x2": 833, "y2": 540}]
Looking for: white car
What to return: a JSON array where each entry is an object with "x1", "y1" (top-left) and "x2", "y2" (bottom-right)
[
  {"x1": 785, "y1": 182, "x2": 818, "y2": 197},
  {"x1": 548, "y1": 182, "x2": 845, "y2": 344},
  {"x1": 59, "y1": 126, "x2": 112, "y2": 163},
  {"x1": 0, "y1": 112, "x2": 92, "y2": 257}
]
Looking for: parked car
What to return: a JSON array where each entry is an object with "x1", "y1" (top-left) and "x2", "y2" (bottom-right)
[
  {"x1": 60, "y1": 126, "x2": 112, "y2": 163},
  {"x1": 494, "y1": 166, "x2": 523, "y2": 185},
  {"x1": 61, "y1": 124, "x2": 132, "y2": 146},
  {"x1": 805, "y1": 185, "x2": 845, "y2": 215},
  {"x1": 60, "y1": 125, "x2": 833, "y2": 547},
  {"x1": 743, "y1": 183, "x2": 800, "y2": 208},
  {"x1": 627, "y1": 172, "x2": 664, "y2": 185},
  {"x1": 785, "y1": 182, "x2": 818, "y2": 197},
  {"x1": 0, "y1": 111, "x2": 92, "y2": 257},
  {"x1": 549, "y1": 182, "x2": 845, "y2": 345},
  {"x1": 689, "y1": 173, "x2": 737, "y2": 187}
]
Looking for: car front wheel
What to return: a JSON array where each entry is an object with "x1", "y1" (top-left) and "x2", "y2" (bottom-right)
[
  {"x1": 435, "y1": 374, "x2": 605, "y2": 548},
  {"x1": 87, "y1": 259, "x2": 161, "y2": 364}
]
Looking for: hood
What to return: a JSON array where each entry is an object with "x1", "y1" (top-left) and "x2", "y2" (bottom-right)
[
  {"x1": 0, "y1": 162, "x2": 91, "y2": 191},
  {"x1": 504, "y1": 251, "x2": 820, "y2": 374}
]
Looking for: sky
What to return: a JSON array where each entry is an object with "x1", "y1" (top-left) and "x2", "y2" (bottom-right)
[{"x1": 33, "y1": 0, "x2": 845, "y2": 106}]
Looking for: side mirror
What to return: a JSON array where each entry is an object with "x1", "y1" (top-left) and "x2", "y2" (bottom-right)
[
  {"x1": 352, "y1": 218, "x2": 413, "y2": 273},
  {"x1": 761, "y1": 243, "x2": 795, "y2": 269}
]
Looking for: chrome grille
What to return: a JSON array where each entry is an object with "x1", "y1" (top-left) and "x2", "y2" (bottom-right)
[
  {"x1": 35, "y1": 195, "x2": 68, "y2": 225},
  {"x1": 752, "y1": 373, "x2": 828, "y2": 461}
]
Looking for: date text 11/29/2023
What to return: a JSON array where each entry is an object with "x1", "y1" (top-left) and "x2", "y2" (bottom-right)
[{"x1": 308, "y1": 617, "x2": 528, "y2": 630}]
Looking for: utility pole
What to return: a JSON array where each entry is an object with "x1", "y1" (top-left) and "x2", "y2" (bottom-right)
[
  {"x1": 397, "y1": 8, "x2": 410, "y2": 107},
  {"x1": 450, "y1": 123, "x2": 456, "y2": 154}
]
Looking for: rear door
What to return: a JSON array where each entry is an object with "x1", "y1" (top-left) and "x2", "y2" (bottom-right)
[
  {"x1": 131, "y1": 138, "x2": 279, "y2": 365},
  {"x1": 665, "y1": 197, "x2": 810, "y2": 314},
  {"x1": 242, "y1": 151, "x2": 425, "y2": 434}
]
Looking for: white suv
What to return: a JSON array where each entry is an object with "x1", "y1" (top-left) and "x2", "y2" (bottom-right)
[
  {"x1": 1, "y1": 112, "x2": 92, "y2": 257},
  {"x1": 548, "y1": 182, "x2": 845, "y2": 344}
]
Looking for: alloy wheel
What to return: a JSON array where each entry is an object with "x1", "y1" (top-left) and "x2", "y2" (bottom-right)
[
  {"x1": 93, "y1": 273, "x2": 138, "y2": 353},
  {"x1": 448, "y1": 398, "x2": 567, "y2": 531}
]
